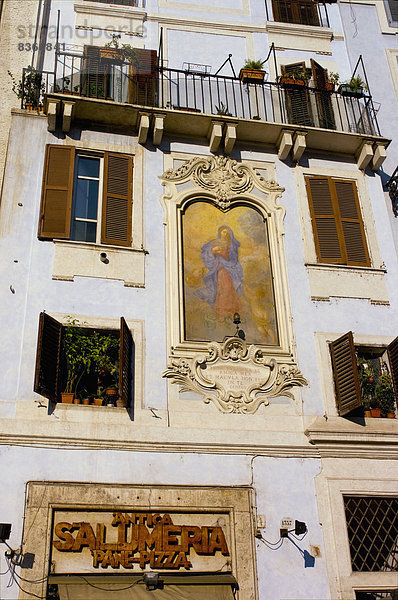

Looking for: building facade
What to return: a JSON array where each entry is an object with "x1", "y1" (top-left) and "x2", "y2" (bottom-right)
[{"x1": 0, "y1": 1, "x2": 397, "y2": 599}]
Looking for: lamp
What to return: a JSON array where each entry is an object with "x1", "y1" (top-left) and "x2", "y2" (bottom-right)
[
  {"x1": 143, "y1": 572, "x2": 164, "y2": 591},
  {"x1": 0, "y1": 524, "x2": 11, "y2": 541}
]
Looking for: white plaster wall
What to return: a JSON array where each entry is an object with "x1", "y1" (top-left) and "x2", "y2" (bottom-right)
[{"x1": 0, "y1": 446, "x2": 328, "y2": 600}]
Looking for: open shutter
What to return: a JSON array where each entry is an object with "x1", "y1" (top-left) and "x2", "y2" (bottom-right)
[
  {"x1": 272, "y1": 0, "x2": 319, "y2": 25},
  {"x1": 387, "y1": 336, "x2": 398, "y2": 400},
  {"x1": 38, "y1": 145, "x2": 75, "y2": 240},
  {"x1": 119, "y1": 317, "x2": 133, "y2": 408},
  {"x1": 281, "y1": 63, "x2": 313, "y2": 127},
  {"x1": 311, "y1": 59, "x2": 335, "y2": 130},
  {"x1": 330, "y1": 331, "x2": 362, "y2": 416},
  {"x1": 127, "y1": 48, "x2": 157, "y2": 107},
  {"x1": 333, "y1": 180, "x2": 370, "y2": 267},
  {"x1": 386, "y1": 0, "x2": 398, "y2": 26},
  {"x1": 81, "y1": 45, "x2": 107, "y2": 98},
  {"x1": 101, "y1": 152, "x2": 133, "y2": 247},
  {"x1": 34, "y1": 312, "x2": 63, "y2": 402},
  {"x1": 306, "y1": 176, "x2": 342, "y2": 263}
]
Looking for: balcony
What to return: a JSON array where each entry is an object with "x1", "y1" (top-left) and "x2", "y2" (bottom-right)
[{"x1": 20, "y1": 50, "x2": 389, "y2": 164}]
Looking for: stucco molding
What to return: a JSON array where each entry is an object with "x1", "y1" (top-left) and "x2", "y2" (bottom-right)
[
  {"x1": 162, "y1": 155, "x2": 282, "y2": 208},
  {"x1": 266, "y1": 21, "x2": 334, "y2": 41},
  {"x1": 163, "y1": 336, "x2": 307, "y2": 414}
]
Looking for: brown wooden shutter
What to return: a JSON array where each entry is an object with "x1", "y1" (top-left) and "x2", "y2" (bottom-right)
[
  {"x1": 272, "y1": 0, "x2": 319, "y2": 25},
  {"x1": 38, "y1": 145, "x2": 75, "y2": 240},
  {"x1": 281, "y1": 63, "x2": 313, "y2": 127},
  {"x1": 119, "y1": 317, "x2": 133, "y2": 408},
  {"x1": 334, "y1": 180, "x2": 370, "y2": 267},
  {"x1": 330, "y1": 331, "x2": 362, "y2": 416},
  {"x1": 310, "y1": 59, "x2": 335, "y2": 129},
  {"x1": 387, "y1": 336, "x2": 398, "y2": 401},
  {"x1": 81, "y1": 45, "x2": 107, "y2": 98},
  {"x1": 306, "y1": 176, "x2": 342, "y2": 263},
  {"x1": 101, "y1": 152, "x2": 133, "y2": 247},
  {"x1": 34, "y1": 312, "x2": 63, "y2": 402},
  {"x1": 128, "y1": 48, "x2": 157, "y2": 107}
]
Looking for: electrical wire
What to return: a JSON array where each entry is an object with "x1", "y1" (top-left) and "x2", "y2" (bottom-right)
[
  {"x1": 5, "y1": 557, "x2": 46, "y2": 600},
  {"x1": 258, "y1": 536, "x2": 284, "y2": 551},
  {"x1": 79, "y1": 575, "x2": 144, "y2": 591},
  {"x1": 289, "y1": 530, "x2": 308, "y2": 542},
  {"x1": 0, "y1": 562, "x2": 11, "y2": 576}
]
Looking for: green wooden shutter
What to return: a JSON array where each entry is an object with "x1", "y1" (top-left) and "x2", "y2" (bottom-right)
[
  {"x1": 34, "y1": 312, "x2": 63, "y2": 402},
  {"x1": 119, "y1": 317, "x2": 133, "y2": 408},
  {"x1": 38, "y1": 145, "x2": 75, "y2": 240},
  {"x1": 333, "y1": 180, "x2": 370, "y2": 267},
  {"x1": 281, "y1": 63, "x2": 313, "y2": 127},
  {"x1": 306, "y1": 176, "x2": 342, "y2": 263},
  {"x1": 330, "y1": 331, "x2": 363, "y2": 416},
  {"x1": 387, "y1": 336, "x2": 398, "y2": 402},
  {"x1": 101, "y1": 152, "x2": 133, "y2": 247}
]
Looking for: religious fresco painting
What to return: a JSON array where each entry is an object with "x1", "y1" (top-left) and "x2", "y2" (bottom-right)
[{"x1": 182, "y1": 201, "x2": 279, "y2": 345}]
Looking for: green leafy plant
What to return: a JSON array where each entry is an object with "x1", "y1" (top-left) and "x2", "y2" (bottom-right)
[
  {"x1": 327, "y1": 72, "x2": 340, "y2": 85},
  {"x1": 105, "y1": 33, "x2": 139, "y2": 67},
  {"x1": 215, "y1": 101, "x2": 232, "y2": 116},
  {"x1": 8, "y1": 66, "x2": 45, "y2": 106},
  {"x1": 357, "y1": 356, "x2": 377, "y2": 409},
  {"x1": 243, "y1": 58, "x2": 266, "y2": 70},
  {"x1": 375, "y1": 372, "x2": 395, "y2": 416},
  {"x1": 63, "y1": 319, "x2": 95, "y2": 394},
  {"x1": 346, "y1": 75, "x2": 367, "y2": 92}
]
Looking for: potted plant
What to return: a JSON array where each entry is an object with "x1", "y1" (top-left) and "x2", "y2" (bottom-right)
[
  {"x1": 8, "y1": 66, "x2": 45, "y2": 109},
  {"x1": 215, "y1": 101, "x2": 232, "y2": 116},
  {"x1": 338, "y1": 75, "x2": 367, "y2": 98},
  {"x1": 325, "y1": 72, "x2": 339, "y2": 92},
  {"x1": 278, "y1": 66, "x2": 309, "y2": 88},
  {"x1": 239, "y1": 59, "x2": 266, "y2": 84},
  {"x1": 375, "y1": 372, "x2": 395, "y2": 418},
  {"x1": 61, "y1": 319, "x2": 96, "y2": 403},
  {"x1": 357, "y1": 357, "x2": 377, "y2": 416}
]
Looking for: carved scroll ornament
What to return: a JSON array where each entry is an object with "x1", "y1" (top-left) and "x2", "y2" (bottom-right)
[
  {"x1": 162, "y1": 156, "x2": 282, "y2": 209},
  {"x1": 163, "y1": 337, "x2": 307, "y2": 414}
]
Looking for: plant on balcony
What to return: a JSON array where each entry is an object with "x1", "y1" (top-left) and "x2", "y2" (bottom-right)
[
  {"x1": 215, "y1": 101, "x2": 232, "y2": 116},
  {"x1": 375, "y1": 372, "x2": 395, "y2": 417},
  {"x1": 325, "y1": 71, "x2": 340, "y2": 91},
  {"x1": 105, "y1": 34, "x2": 139, "y2": 67},
  {"x1": 338, "y1": 75, "x2": 367, "y2": 98},
  {"x1": 278, "y1": 66, "x2": 310, "y2": 88},
  {"x1": 8, "y1": 66, "x2": 45, "y2": 109},
  {"x1": 239, "y1": 58, "x2": 266, "y2": 84},
  {"x1": 357, "y1": 356, "x2": 377, "y2": 415}
]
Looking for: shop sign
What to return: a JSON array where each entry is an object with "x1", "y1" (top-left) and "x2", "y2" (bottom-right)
[{"x1": 51, "y1": 510, "x2": 232, "y2": 573}]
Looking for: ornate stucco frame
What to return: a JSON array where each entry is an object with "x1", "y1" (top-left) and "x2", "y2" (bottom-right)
[{"x1": 159, "y1": 154, "x2": 306, "y2": 414}]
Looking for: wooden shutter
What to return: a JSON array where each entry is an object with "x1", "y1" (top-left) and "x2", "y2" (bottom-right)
[
  {"x1": 387, "y1": 0, "x2": 398, "y2": 26},
  {"x1": 306, "y1": 176, "x2": 342, "y2": 263},
  {"x1": 387, "y1": 336, "x2": 398, "y2": 401},
  {"x1": 272, "y1": 0, "x2": 319, "y2": 25},
  {"x1": 101, "y1": 152, "x2": 133, "y2": 247},
  {"x1": 119, "y1": 317, "x2": 133, "y2": 408},
  {"x1": 281, "y1": 63, "x2": 313, "y2": 127},
  {"x1": 306, "y1": 176, "x2": 370, "y2": 266},
  {"x1": 34, "y1": 312, "x2": 63, "y2": 402},
  {"x1": 330, "y1": 331, "x2": 362, "y2": 416},
  {"x1": 81, "y1": 45, "x2": 107, "y2": 98},
  {"x1": 311, "y1": 59, "x2": 335, "y2": 130},
  {"x1": 334, "y1": 180, "x2": 370, "y2": 267},
  {"x1": 127, "y1": 48, "x2": 157, "y2": 107},
  {"x1": 38, "y1": 145, "x2": 75, "y2": 239}
]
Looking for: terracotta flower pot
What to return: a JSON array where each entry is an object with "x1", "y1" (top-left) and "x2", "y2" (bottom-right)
[
  {"x1": 82, "y1": 398, "x2": 91, "y2": 406},
  {"x1": 370, "y1": 407, "x2": 381, "y2": 418},
  {"x1": 61, "y1": 392, "x2": 74, "y2": 404},
  {"x1": 73, "y1": 396, "x2": 81, "y2": 404},
  {"x1": 387, "y1": 412, "x2": 395, "y2": 418},
  {"x1": 364, "y1": 410, "x2": 371, "y2": 418},
  {"x1": 239, "y1": 68, "x2": 266, "y2": 85},
  {"x1": 105, "y1": 387, "x2": 117, "y2": 396},
  {"x1": 93, "y1": 398, "x2": 104, "y2": 406}
]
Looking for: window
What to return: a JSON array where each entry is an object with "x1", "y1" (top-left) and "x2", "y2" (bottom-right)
[
  {"x1": 356, "y1": 593, "x2": 398, "y2": 600},
  {"x1": 305, "y1": 176, "x2": 371, "y2": 267},
  {"x1": 38, "y1": 145, "x2": 133, "y2": 247},
  {"x1": 84, "y1": 0, "x2": 137, "y2": 5},
  {"x1": 344, "y1": 496, "x2": 398, "y2": 572},
  {"x1": 385, "y1": 0, "x2": 398, "y2": 27},
  {"x1": 34, "y1": 312, "x2": 133, "y2": 406},
  {"x1": 329, "y1": 331, "x2": 398, "y2": 416},
  {"x1": 272, "y1": 0, "x2": 320, "y2": 26}
]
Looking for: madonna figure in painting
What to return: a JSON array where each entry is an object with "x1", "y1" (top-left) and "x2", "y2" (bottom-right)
[{"x1": 194, "y1": 225, "x2": 243, "y2": 318}]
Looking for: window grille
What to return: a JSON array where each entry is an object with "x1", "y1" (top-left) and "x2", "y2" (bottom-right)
[
  {"x1": 356, "y1": 592, "x2": 398, "y2": 600},
  {"x1": 344, "y1": 496, "x2": 398, "y2": 572}
]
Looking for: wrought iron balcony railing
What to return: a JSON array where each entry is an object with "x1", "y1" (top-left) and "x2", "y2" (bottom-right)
[{"x1": 20, "y1": 58, "x2": 381, "y2": 138}]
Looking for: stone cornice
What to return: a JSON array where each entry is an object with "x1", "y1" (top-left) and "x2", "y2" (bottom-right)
[
  {"x1": 266, "y1": 20, "x2": 335, "y2": 40},
  {"x1": 74, "y1": 2, "x2": 146, "y2": 19}
]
